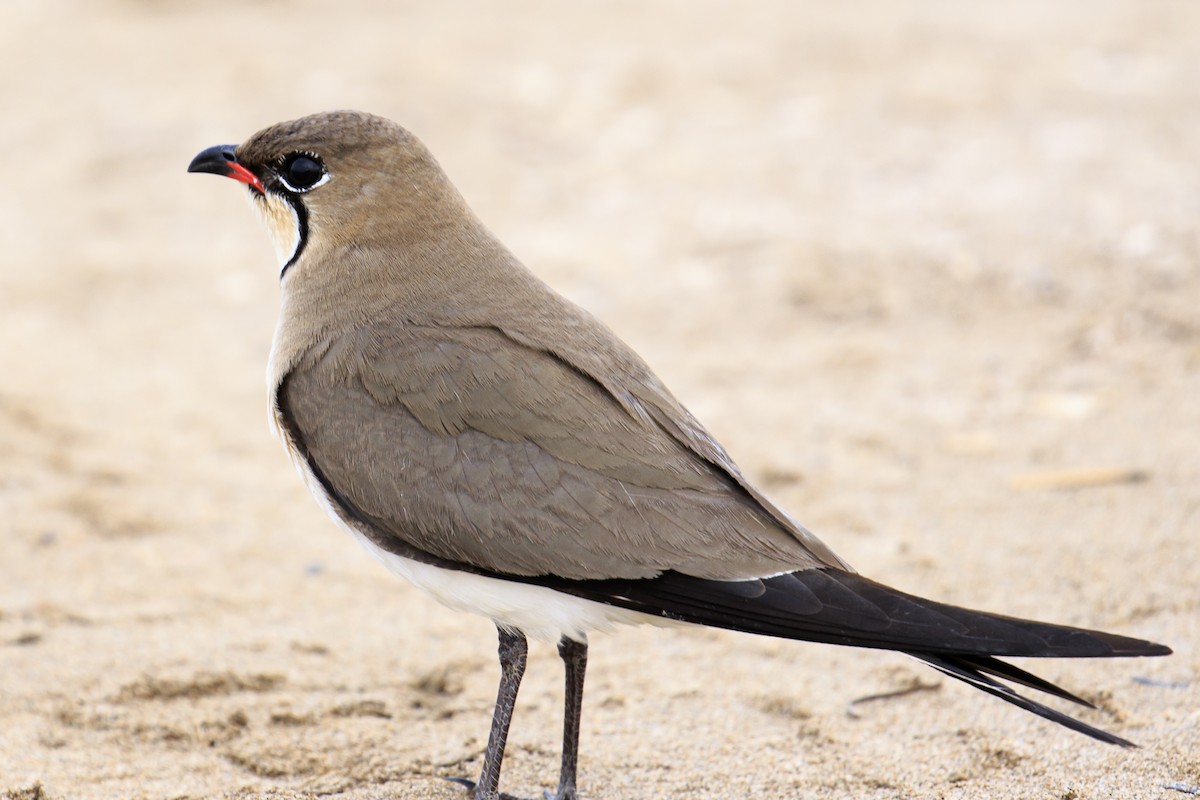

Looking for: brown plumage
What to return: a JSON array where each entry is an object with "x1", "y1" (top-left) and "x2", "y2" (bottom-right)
[{"x1": 189, "y1": 111, "x2": 1170, "y2": 800}]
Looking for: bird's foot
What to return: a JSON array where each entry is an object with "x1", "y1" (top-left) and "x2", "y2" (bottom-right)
[{"x1": 445, "y1": 776, "x2": 577, "y2": 800}]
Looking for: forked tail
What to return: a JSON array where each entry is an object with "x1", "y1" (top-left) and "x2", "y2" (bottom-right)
[{"x1": 552, "y1": 567, "x2": 1171, "y2": 745}]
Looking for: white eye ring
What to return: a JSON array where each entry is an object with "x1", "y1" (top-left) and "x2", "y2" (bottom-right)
[
  {"x1": 278, "y1": 153, "x2": 330, "y2": 193},
  {"x1": 280, "y1": 170, "x2": 330, "y2": 193}
]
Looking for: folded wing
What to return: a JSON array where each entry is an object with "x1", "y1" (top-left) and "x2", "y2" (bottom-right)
[{"x1": 280, "y1": 322, "x2": 840, "y2": 580}]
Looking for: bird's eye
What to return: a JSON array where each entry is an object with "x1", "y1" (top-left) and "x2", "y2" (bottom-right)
[{"x1": 279, "y1": 153, "x2": 327, "y2": 192}]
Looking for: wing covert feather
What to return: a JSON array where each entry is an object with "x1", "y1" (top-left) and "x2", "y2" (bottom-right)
[{"x1": 280, "y1": 323, "x2": 828, "y2": 580}]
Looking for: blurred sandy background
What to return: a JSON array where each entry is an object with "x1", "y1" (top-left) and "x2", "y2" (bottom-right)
[{"x1": 1, "y1": 1, "x2": 1196, "y2": 798}]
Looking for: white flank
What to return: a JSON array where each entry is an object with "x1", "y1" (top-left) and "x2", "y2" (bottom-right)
[{"x1": 356, "y1": 535, "x2": 665, "y2": 644}]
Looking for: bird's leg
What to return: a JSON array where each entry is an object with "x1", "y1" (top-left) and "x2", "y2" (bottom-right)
[
  {"x1": 549, "y1": 635, "x2": 588, "y2": 800},
  {"x1": 473, "y1": 625, "x2": 529, "y2": 800}
]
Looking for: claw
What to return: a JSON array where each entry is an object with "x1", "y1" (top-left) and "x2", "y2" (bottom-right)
[
  {"x1": 446, "y1": 776, "x2": 477, "y2": 792},
  {"x1": 445, "y1": 775, "x2": 542, "y2": 800}
]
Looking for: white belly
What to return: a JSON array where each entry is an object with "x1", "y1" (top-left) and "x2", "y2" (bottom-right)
[{"x1": 352, "y1": 531, "x2": 664, "y2": 643}]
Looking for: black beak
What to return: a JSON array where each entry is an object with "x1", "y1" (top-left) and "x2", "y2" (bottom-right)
[
  {"x1": 188, "y1": 144, "x2": 240, "y2": 176},
  {"x1": 188, "y1": 144, "x2": 265, "y2": 193}
]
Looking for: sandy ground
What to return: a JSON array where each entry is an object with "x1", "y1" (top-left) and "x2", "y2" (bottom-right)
[{"x1": 1, "y1": 1, "x2": 1196, "y2": 798}]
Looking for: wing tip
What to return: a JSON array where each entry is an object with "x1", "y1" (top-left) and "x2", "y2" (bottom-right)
[{"x1": 1080, "y1": 629, "x2": 1173, "y2": 659}]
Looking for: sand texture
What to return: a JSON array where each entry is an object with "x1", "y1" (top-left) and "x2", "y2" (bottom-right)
[{"x1": 1, "y1": 1, "x2": 1196, "y2": 798}]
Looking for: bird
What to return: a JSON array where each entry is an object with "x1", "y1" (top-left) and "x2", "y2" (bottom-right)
[{"x1": 188, "y1": 110, "x2": 1170, "y2": 800}]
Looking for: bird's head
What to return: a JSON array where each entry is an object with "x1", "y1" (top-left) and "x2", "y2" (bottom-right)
[{"x1": 188, "y1": 110, "x2": 471, "y2": 279}]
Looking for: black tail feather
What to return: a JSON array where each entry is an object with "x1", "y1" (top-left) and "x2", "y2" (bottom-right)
[
  {"x1": 547, "y1": 566, "x2": 1170, "y2": 745},
  {"x1": 944, "y1": 653, "x2": 1095, "y2": 707},
  {"x1": 915, "y1": 653, "x2": 1135, "y2": 747}
]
